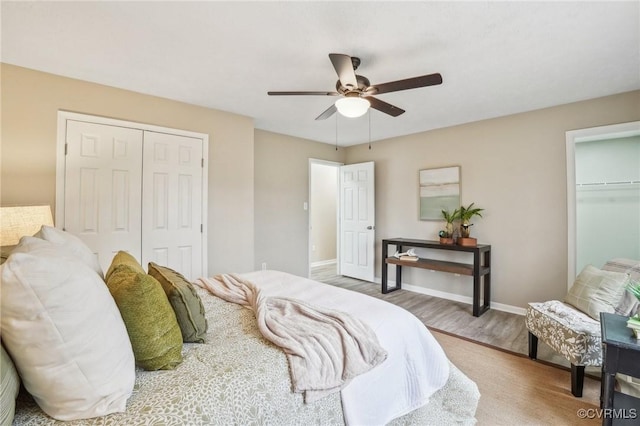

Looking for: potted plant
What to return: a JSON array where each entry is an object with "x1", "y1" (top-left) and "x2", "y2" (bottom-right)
[
  {"x1": 458, "y1": 203, "x2": 484, "y2": 247},
  {"x1": 626, "y1": 281, "x2": 640, "y2": 338},
  {"x1": 438, "y1": 208, "x2": 460, "y2": 245}
]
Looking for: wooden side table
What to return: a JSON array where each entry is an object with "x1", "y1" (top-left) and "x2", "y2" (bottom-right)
[
  {"x1": 600, "y1": 312, "x2": 640, "y2": 426},
  {"x1": 381, "y1": 238, "x2": 491, "y2": 317}
]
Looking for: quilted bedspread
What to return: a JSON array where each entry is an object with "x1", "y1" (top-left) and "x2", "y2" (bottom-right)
[{"x1": 13, "y1": 272, "x2": 479, "y2": 426}]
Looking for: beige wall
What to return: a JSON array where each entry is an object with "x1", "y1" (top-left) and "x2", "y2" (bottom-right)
[
  {"x1": 0, "y1": 64, "x2": 255, "y2": 274},
  {"x1": 310, "y1": 163, "x2": 338, "y2": 264},
  {"x1": 254, "y1": 130, "x2": 344, "y2": 277},
  {"x1": 344, "y1": 91, "x2": 640, "y2": 307},
  {"x1": 3, "y1": 62, "x2": 638, "y2": 308}
]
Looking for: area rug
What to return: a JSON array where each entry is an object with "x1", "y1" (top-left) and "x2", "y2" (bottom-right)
[{"x1": 430, "y1": 329, "x2": 601, "y2": 426}]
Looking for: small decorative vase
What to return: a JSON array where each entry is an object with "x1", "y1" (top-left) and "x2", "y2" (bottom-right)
[{"x1": 439, "y1": 237, "x2": 454, "y2": 245}]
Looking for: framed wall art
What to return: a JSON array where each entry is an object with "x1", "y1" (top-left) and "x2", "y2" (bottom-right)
[{"x1": 419, "y1": 166, "x2": 461, "y2": 220}]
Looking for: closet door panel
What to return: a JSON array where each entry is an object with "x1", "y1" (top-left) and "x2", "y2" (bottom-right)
[
  {"x1": 142, "y1": 131, "x2": 203, "y2": 280},
  {"x1": 64, "y1": 120, "x2": 143, "y2": 273}
]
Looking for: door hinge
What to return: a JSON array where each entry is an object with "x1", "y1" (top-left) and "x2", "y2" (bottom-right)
[
  {"x1": 64, "y1": 143, "x2": 68, "y2": 155},
  {"x1": 201, "y1": 158, "x2": 204, "y2": 168},
  {"x1": 200, "y1": 224, "x2": 203, "y2": 233}
]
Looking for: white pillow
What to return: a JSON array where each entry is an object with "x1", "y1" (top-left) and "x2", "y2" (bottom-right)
[
  {"x1": 34, "y1": 225, "x2": 103, "y2": 277},
  {"x1": 564, "y1": 264, "x2": 629, "y2": 320},
  {"x1": 0, "y1": 236, "x2": 135, "y2": 420}
]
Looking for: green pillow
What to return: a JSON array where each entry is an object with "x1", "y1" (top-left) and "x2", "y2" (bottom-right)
[
  {"x1": 148, "y1": 262, "x2": 208, "y2": 343},
  {"x1": 106, "y1": 264, "x2": 183, "y2": 370},
  {"x1": 105, "y1": 251, "x2": 145, "y2": 281}
]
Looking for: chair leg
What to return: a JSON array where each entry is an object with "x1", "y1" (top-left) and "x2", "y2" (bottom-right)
[
  {"x1": 571, "y1": 364, "x2": 585, "y2": 397},
  {"x1": 528, "y1": 332, "x2": 538, "y2": 359}
]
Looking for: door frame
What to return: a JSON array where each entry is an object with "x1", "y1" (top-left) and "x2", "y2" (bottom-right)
[
  {"x1": 55, "y1": 110, "x2": 210, "y2": 276},
  {"x1": 308, "y1": 158, "x2": 343, "y2": 278}
]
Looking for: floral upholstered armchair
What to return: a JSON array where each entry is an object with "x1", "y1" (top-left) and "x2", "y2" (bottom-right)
[{"x1": 525, "y1": 258, "x2": 640, "y2": 397}]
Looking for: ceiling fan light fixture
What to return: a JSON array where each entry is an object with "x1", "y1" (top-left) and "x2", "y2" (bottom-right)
[{"x1": 335, "y1": 97, "x2": 370, "y2": 118}]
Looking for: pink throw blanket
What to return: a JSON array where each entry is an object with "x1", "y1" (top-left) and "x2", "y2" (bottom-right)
[{"x1": 195, "y1": 274, "x2": 387, "y2": 402}]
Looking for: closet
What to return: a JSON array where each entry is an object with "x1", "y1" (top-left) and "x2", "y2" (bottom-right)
[
  {"x1": 56, "y1": 112, "x2": 208, "y2": 280},
  {"x1": 575, "y1": 135, "x2": 640, "y2": 273}
]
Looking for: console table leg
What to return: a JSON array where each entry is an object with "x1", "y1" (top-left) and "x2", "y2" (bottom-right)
[
  {"x1": 472, "y1": 277, "x2": 480, "y2": 316},
  {"x1": 395, "y1": 245, "x2": 402, "y2": 291},
  {"x1": 395, "y1": 266, "x2": 402, "y2": 291},
  {"x1": 484, "y1": 250, "x2": 491, "y2": 312},
  {"x1": 381, "y1": 242, "x2": 389, "y2": 293},
  {"x1": 473, "y1": 252, "x2": 480, "y2": 317}
]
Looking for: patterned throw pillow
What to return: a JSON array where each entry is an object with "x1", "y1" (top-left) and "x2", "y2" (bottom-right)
[
  {"x1": 148, "y1": 262, "x2": 208, "y2": 343},
  {"x1": 564, "y1": 265, "x2": 629, "y2": 320},
  {"x1": 106, "y1": 262, "x2": 183, "y2": 371}
]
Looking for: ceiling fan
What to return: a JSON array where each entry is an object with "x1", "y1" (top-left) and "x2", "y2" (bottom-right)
[{"x1": 268, "y1": 53, "x2": 442, "y2": 120}]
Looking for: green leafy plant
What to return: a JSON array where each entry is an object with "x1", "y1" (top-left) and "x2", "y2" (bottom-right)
[
  {"x1": 459, "y1": 203, "x2": 484, "y2": 238},
  {"x1": 628, "y1": 281, "x2": 640, "y2": 321},
  {"x1": 440, "y1": 208, "x2": 460, "y2": 238},
  {"x1": 628, "y1": 280, "x2": 640, "y2": 302}
]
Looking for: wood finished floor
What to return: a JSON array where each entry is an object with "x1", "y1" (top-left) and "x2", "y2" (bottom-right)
[{"x1": 311, "y1": 263, "x2": 585, "y2": 371}]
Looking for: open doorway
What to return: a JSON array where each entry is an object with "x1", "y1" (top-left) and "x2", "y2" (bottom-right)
[
  {"x1": 308, "y1": 159, "x2": 340, "y2": 279},
  {"x1": 566, "y1": 121, "x2": 640, "y2": 288}
]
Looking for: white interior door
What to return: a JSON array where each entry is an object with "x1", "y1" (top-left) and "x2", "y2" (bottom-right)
[
  {"x1": 142, "y1": 131, "x2": 203, "y2": 280},
  {"x1": 339, "y1": 161, "x2": 375, "y2": 282},
  {"x1": 64, "y1": 120, "x2": 143, "y2": 273}
]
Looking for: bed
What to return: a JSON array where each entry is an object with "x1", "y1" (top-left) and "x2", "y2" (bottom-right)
[{"x1": 2, "y1": 228, "x2": 479, "y2": 426}]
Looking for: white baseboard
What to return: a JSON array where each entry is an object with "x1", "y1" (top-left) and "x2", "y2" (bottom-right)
[
  {"x1": 374, "y1": 277, "x2": 526, "y2": 316},
  {"x1": 310, "y1": 259, "x2": 337, "y2": 268}
]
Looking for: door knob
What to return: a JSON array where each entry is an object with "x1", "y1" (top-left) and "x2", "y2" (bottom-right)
[{"x1": 367, "y1": 226, "x2": 374, "y2": 230}]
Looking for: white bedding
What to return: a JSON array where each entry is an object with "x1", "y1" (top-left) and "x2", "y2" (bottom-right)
[{"x1": 239, "y1": 270, "x2": 450, "y2": 426}]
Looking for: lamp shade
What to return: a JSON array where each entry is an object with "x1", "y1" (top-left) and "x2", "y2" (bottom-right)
[
  {"x1": 0, "y1": 205, "x2": 53, "y2": 245},
  {"x1": 335, "y1": 97, "x2": 370, "y2": 118}
]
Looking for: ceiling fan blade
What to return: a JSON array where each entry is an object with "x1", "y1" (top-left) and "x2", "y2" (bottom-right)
[
  {"x1": 315, "y1": 104, "x2": 337, "y2": 120},
  {"x1": 368, "y1": 73, "x2": 442, "y2": 95},
  {"x1": 268, "y1": 91, "x2": 339, "y2": 96},
  {"x1": 367, "y1": 96, "x2": 405, "y2": 117},
  {"x1": 329, "y1": 53, "x2": 358, "y2": 89}
]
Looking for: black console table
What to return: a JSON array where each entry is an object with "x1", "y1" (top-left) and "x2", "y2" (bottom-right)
[
  {"x1": 600, "y1": 312, "x2": 640, "y2": 426},
  {"x1": 381, "y1": 238, "x2": 491, "y2": 317}
]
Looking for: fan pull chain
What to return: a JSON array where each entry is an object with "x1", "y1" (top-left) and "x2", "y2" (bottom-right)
[
  {"x1": 335, "y1": 113, "x2": 338, "y2": 151},
  {"x1": 368, "y1": 109, "x2": 372, "y2": 150}
]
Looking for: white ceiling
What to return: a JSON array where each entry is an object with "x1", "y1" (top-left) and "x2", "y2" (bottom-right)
[{"x1": 2, "y1": 1, "x2": 639, "y2": 146}]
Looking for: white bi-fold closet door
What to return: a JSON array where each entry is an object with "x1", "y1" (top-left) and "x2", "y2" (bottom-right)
[
  {"x1": 57, "y1": 112, "x2": 208, "y2": 280},
  {"x1": 142, "y1": 131, "x2": 203, "y2": 278}
]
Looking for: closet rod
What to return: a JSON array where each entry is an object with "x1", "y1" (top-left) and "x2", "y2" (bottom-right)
[{"x1": 576, "y1": 180, "x2": 640, "y2": 187}]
